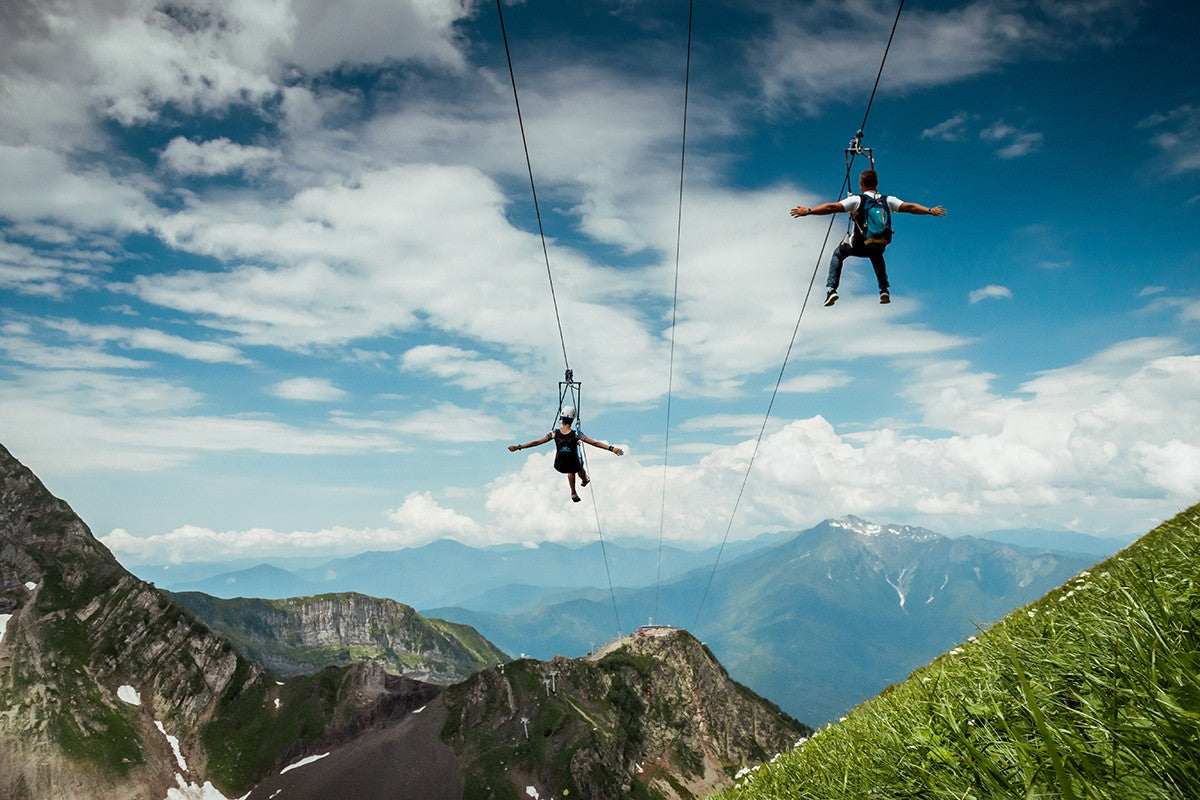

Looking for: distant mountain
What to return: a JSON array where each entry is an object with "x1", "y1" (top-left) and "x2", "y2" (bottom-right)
[
  {"x1": 244, "y1": 628, "x2": 809, "y2": 800},
  {"x1": 171, "y1": 591, "x2": 508, "y2": 684},
  {"x1": 176, "y1": 562, "x2": 321, "y2": 598},
  {"x1": 138, "y1": 534, "x2": 793, "y2": 610},
  {"x1": 0, "y1": 443, "x2": 438, "y2": 799},
  {"x1": 722, "y1": 504, "x2": 1200, "y2": 799},
  {"x1": 973, "y1": 527, "x2": 1132, "y2": 557},
  {"x1": 432, "y1": 515, "x2": 1096, "y2": 724}
]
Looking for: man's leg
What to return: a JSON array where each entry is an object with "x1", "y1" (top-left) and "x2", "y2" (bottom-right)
[
  {"x1": 825, "y1": 243, "x2": 850, "y2": 305},
  {"x1": 866, "y1": 249, "x2": 889, "y2": 301}
]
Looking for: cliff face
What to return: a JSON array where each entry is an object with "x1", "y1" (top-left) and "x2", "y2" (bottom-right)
[
  {"x1": 243, "y1": 627, "x2": 809, "y2": 800},
  {"x1": 440, "y1": 627, "x2": 810, "y2": 800},
  {"x1": 0, "y1": 443, "x2": 253, "y2": 799},
  {"x1": 171, "y1": 591, "x2": 508, "y2": 685},
  {"x1": 0, "y1": 443, "x2": 438, "y2": 800}
]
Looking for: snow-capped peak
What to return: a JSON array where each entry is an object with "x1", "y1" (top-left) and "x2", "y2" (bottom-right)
[{"x1": 827, "y1": 516, "x2": 942, "y2": 541}]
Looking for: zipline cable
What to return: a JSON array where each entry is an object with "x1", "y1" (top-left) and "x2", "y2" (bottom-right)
[
  {"x1": 654, "y1": 0, "x2": 694, "y2": 627},
  {"x1": 692, "y1": 0, "x2": 907, "y2": 631},
  {"x1": 495, "y1": 0, "x2": 570, "y2": 372},
  {"x1": 580, "y1": 445, "x2": 623, "y2": 639},
  {"x1": 496, "y1": 0, "x2": 621, "y2": 641}
]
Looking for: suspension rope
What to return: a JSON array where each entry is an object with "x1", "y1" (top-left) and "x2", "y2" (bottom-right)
[
  {"x1": 654, "y1": 0, "x2": 694, "y2": 627},
  {"x1": 693, "y1": 0, "x2": 907, "y2": 630},
  {"x1": 579, "y1": 445, "x2": 623, "y2": 640},
  {"x1": 495, "y1": 0, "x2": 570, "y2": 372},
  {"x1": 497, "y1": 1, "x2": 620, "y2": 641}
]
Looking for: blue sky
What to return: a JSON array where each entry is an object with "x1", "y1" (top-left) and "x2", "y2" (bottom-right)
[{"x1": 1, "y1": 0, "x2": 1197, "y2": 566}]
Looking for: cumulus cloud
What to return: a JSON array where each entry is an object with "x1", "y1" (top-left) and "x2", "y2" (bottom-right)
[
  {"x1": 159, "y1": 137, "x2": 279, "y2": 177},
  {"x1": 102, "y1": 337, "x2": 1200, "y2": 560},
  {"x1": 401, "y1": 345, "x2": 525, "y2": 395},
  {"x1": 272, "y1": 377, "x2": 348, "y2": 402},
  {"x1": 386, "y1": 490, "x2": 482, "y2": 541},
  {"x1": 969, "y1": 285, "x2": 1013, "y2": 304}
]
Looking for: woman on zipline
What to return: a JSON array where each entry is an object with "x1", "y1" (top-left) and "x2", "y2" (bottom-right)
[{"x1": 509, "y1": 405, "x2": 624, "y2": 502}]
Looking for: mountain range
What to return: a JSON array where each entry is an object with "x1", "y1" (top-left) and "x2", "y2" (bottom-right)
[
  {"x1": 0, "y1": 441, "x2": 803, "y2": 799},
  {"x1": 429, "y1": 517, "x2": 1097, "y2": 723}
]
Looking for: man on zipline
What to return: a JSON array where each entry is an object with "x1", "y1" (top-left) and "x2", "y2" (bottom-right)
[
  {"x1": 509, "y1": 406, "x2": 624, "y2": 503},
  {"x1": 790, "y1": 168, "x2": 946, "y2": 306}
]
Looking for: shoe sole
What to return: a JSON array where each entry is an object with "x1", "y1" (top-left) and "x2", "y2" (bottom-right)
[
  {"x1": 824, "y1": 295, "x2": 838, "y2": 307},
  {"x1": 879, "y1": 295, "x2": 890, "y2": 304}
]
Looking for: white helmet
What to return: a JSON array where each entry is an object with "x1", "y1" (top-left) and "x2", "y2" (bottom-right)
[{"x1": 559, "y1": 405, "x2": 575, "y2": 420}]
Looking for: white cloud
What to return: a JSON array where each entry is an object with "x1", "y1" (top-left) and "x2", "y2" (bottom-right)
[
  {"x1": 159, "y1": 137, "x2": 279, "y2": 177},
  {"x1": 0, "y1": 144, "x2": 154, "y2": 233},
  {"x1": 981, "y1": 121, "x2": 1044, "y2": 159},
  {"x1": 102, "y1": 338, "x2": 1200, "y2": 559},
  {"x1": 753, "y1": 0, "x2": 1138, "y2": 109},
  {"x1": 969, "y1": 285, "x2": 1012, "y2": 304},
  {"x1": 921, "y1": 112, "x2": 974, "y2": 142},
  {"x1": 386, "y1": 490, "x2": 482, "y2": 542},
  {"x1": 272, "y1": 377, "x2": 347, "y2": 402},
  {"x1": 401, "y1": 345, "x2": 525, "y2": 395},
  {"x1": 777, "y1": 372, "x2": 853, "y2": 394},
  {"x1": 42, "y1": 319, "x2": 250, "y2": 364},
  {"x1": 1139, "y1": 105, "x2": 1200, "y2": 175}
]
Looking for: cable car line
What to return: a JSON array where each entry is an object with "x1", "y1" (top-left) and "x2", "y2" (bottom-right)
[
  {"x1": 692, "y1": 0, "x2": 908, "y2": 631},
  {"x1": 654, "y1": 0, "x2": 695, "y2": 628},
  {"x1": 496, "y1": 0, "x2": 620, "y2": 640}
]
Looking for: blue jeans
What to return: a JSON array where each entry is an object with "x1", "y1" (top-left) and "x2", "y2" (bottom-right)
[{"x1": 827, "y1": 241, "x2": 888, "y2": 293}]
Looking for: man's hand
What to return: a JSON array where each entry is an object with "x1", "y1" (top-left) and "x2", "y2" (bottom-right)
[{"x1": 790, "y1": 205, "x2": 810, "y2": 217}]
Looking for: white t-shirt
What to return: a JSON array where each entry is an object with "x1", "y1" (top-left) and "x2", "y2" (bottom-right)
[{"x1": 840, "y1": 190, "x2": 902, "y2": 213}]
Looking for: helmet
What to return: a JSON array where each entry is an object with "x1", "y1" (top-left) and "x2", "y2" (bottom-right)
[{"x1": 559, "y1": 405, "x2": 575, "y2": 420}]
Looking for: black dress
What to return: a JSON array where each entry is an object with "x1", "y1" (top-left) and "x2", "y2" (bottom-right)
[{"x1": 552, "y1": 428, "x2": 582, "y2": 474}]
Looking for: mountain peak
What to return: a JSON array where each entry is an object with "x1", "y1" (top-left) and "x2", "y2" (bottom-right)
[{"x1": 827, "y1": 515, "x2": 943, "y2": 542}]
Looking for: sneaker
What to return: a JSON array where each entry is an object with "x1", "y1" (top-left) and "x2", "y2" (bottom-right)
[
  {"x1": 824, "y1": 290, "x2": 839, "y2": 307},
  {"x1": 879, "y1": 291, "x2": 890, "y2": 304}
]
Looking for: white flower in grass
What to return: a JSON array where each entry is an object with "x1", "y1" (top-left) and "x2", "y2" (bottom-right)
[
  {"x1": 1027, "y1": 610, "x2": 1037, "y2": 617},
  {"x1": 949, "y1": 647, "x2": 965, "y2": 655}
]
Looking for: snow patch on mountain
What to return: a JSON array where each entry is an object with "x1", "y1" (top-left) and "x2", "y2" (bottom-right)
[
  {"x1": 156, "y1": 721, "x2": 188, "y2": 771},
  {"x1": 829, "y1": 516, "x2": 943, "y2": 541},
  {"x1": 280, "y1": 752, "x2": 330, "y2": 774}
]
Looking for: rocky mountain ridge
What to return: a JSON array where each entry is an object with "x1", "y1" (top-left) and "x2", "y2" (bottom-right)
[
  {"x1": 170, "y1": 590, "x2": 508, "y2": 684},
  {"x1": 246, "y1": 627, "x2": 809, "y2": 800},
  {"x1": 0, "y1": 443, "x2": 438, "y2": 799},
  {"x1": 0, "y1": 442, "x2": 805, "y2": 800}
]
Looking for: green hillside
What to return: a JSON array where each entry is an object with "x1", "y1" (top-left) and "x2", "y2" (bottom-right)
[{"x1": 716, "y1": 503, "x2": 1200, "y2": 800}]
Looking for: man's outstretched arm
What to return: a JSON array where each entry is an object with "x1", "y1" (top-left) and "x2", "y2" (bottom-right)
[
  {"x1": 897, "y1": 202, "x2": 947, "y2": 216},
  {"x1": 790, "y1": 201, "x2": 845, "y2": 217}
]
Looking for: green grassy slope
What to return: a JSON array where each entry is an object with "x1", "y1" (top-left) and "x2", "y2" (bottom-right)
[{"x1": 716, "y1": 503, "x2": 1200, "y2": 800}]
